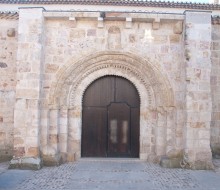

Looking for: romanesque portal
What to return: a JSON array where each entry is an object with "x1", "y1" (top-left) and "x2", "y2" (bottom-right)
[
  {"x1": 41, "y1": 52, "x2": 175, "y2": 165},
  {"x1": 0, "y1": 6, "x2": 215, "y2": 170}
]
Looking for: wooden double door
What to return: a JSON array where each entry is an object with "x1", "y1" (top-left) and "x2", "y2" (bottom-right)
[{"x1": 82, "y1": 76, "x2": 140, "y2": 158}]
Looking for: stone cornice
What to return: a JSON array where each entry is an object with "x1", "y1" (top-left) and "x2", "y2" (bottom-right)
[{"x1": 0, "y1": 0, "x2": 220, "y2": 11}]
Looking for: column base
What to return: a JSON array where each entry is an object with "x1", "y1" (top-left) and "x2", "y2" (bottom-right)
[
  {"x1": 0, "y1": 155, "x2": 13, "y2": 162},
  {"x1": 42, "y1": 154, "x2": 62, "y2": 166},
  {"x1": 191, "y1": 160, "x2": 214, "y2": 170},
  {"x1": 9, "y1": 157, "x2": 42, "y2": 170},
  {"x1": 160, "y1": 156, "x2": 182, "y2": 168},
  {"x1": 147, "y1": 154, "x2": 160, "y2": 163},
  {"x1": 211, "y1": 146, "x2": 220, "y2": 158},
  {"x1": 67, "y1": 152, "x2": 77, "y2": 162}
]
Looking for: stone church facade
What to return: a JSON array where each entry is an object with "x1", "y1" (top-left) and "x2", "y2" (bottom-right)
[{"x1": 0, "y1": 0, "x2": 220, "y2": 170}]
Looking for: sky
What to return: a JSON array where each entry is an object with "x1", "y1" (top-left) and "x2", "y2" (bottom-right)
[{"x1": 150, "y1": 0, "x2": 210, "y2": 3}]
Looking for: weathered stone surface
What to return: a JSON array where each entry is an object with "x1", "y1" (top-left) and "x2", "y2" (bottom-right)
[
  {"x1": 7, "y1": 28, "x2": 15, "y2": 37},
  {"x1": 173, "y1": 21, "x2": 183, "y2": 34},
  {"x1": 0, "y1": 155, "x2": 12, "y2": 162},
  {"x1": 9, "y1": 157, "x2": 42, "y2": 170},
  {"x1": 212, "y1": 146, "x2": 220, "y2": 157},
  {"x1": 42, "y1": 154, "x2": 61, "y2": 166},
  {"x1": 66, "y1": 153, "x2": 76, "y2": 162},
  {"x1": 193, "y1": 160, "x2": 214, "y2": 170},
  {"x1": 9, "y1": 8, "x2": 44, "y2": 167},
  {"x1": 69, "y1": 29, "x2": 85, "y2": 39},
  {"x1": 125, "y1": 17, "x2": 132, "y2": 29},
  {"x1": 0, "y1": 7, "x2": 217, "y2": 171},
  {"x1": 211, "y1": 24, "x2": 220, "y2": 158},
  {"x1": 160, "y1": 156, "x2": 182, "y2": 168},
  {"x1": 152, "y1": 21, "x2": 160, "y2": 30},
  {"x1": 184, "y1": 11, "x2": 213, "y2": 169},
  {"x1": 108, "y1": 26, "x2": 121, "y2": 49},
  {"x1": 0, "y1": 62, "x2": 7, "y2": 68},
  {"x1": 0, "y1": 18, "x2": 17, "y2": 160},
  {"x1": 169, "y1": 34, "x2": 180, "y2": 43}
]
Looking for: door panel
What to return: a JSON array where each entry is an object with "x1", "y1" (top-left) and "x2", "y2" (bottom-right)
[
  {"x1": 82, "y1": 76, "x2": 140, "y2": 158},
  {"x1": 131, "y1": 108, "x2": 140, "y2": 157},
  {"x1": 83, "y1": 76, "x2": 115, "y2": 107},
  {"x1": 115, "y1": 77, "x2": 140, "y2": 107},
  {"x1": 107, "y1": 103, "x2": 130, "y2": 157},
  {"x1": 82, "y1": 107, "x2": 107, "y2": 157}
]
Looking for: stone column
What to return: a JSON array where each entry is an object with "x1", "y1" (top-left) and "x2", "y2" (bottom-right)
[
  {"x1": 40, "y1": 109, "x2": 49, "y2": 156},
  {"x1": 156, "y1": 109, "x2": 167, "y2": 157},
  {"x1": 10, "y1": 8, "x2": 45, "y2": 170},
  {"x1": 184, "y1": 11, "x2": 213, "y2": 169},
  {"x1": 160, "y1": 108, "x2": 182, "y2": 168},
  {"x1": 59, "y1": 108, "x2": 68, "y2": 162},
  {"x1": 45, "y1": 109, "x2": 61, "y2": 165},
  {"x1": 166, "y1": 108, "x2": 176, "y2": 156},
  {"x1": 67, "y1": 108, "x2": 81, "y2": 162},
  {"x1": 139, "y1": 108, "x2": 152, "y2": 161}
]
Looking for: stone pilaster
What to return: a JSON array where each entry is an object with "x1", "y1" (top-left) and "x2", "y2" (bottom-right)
[
  {"x1": 184, "y1": 11, "x2": 213, "y2": 169},
  {"x1": 210, "y1": 22, "x2": 220, "y2": 157},
  {"x1": 156, "y1": 109, "x2": 167, "y2": 157},
  {"x1": 160, "y1": 108, "x2": 182, "y2": 168},
  {"x1": 9, "y1": 8, "x2": 45, "y2": 170}
]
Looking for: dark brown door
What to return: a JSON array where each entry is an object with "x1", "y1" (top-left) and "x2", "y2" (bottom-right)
[
  {"x1": 107, "y1": 103, "x2": 130, "y2": 157},
  {"x1": 82, "y1": 76, "x2": 140, "y2": 158}
]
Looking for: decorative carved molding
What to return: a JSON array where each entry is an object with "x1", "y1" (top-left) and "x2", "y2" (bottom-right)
[
  {"x1": 68, "y1": 63, "x2": 154, "y2": 108},
  {"x1": 49, "y1": 51, "x2": 174, "y2": 109}
]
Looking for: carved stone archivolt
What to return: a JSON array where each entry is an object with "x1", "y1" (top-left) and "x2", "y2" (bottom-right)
[{"x1": 49, "y1": 51, "x2": 174, "y2": 109}]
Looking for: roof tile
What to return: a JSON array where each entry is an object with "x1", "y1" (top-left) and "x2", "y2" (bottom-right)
[{"x1": 0, "y1": 0, "x2": 220, "y2": 10}]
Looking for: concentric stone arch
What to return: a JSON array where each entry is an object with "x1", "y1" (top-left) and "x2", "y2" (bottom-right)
[
  {"x1": 48, "y1": 51, "x2": 175, "y2": 160},
  {"x1": 49, "y1": 51, "x2": 174, "y2": 109}
]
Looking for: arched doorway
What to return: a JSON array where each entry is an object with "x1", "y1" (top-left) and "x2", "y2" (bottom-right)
[
  {"x1": 46, "y1": 51, "x2": 175, "y2": 162},
  {"x1": 82, "y1": 76, "x2": 140, "y2": 158}
]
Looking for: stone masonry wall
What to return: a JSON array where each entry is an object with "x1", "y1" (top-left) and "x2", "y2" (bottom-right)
[
  {"x1": 0, "y1": 19, "x2": 18, "y2": 161},
  {"x1": 211, "y1": 23, "x2": 220, "y2": 157},
  {"x1": 40, "y1": 15, "x2": 186, "y2": 163},
  {"x1": 0, "y1": 7, "x2": 218, "y2": 170},
  {"x1": 0, "y1": 11, "x2": 215, "y2": 169}
]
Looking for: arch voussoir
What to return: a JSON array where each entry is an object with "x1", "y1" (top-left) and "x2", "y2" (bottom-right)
[{"x1": 49, "y1": 51, "x2": 174, "y2": 109}]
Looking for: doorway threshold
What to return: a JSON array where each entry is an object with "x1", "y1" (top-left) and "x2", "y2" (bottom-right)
[{"x1": 79, "y1": 158, "x2": 141, "y2": 162}]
